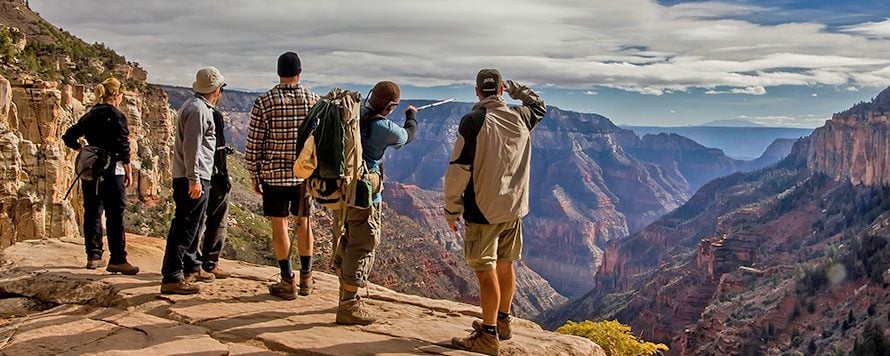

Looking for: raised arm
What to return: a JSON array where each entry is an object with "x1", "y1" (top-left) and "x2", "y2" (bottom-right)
[{"x1": 506, "y1": 80, "x2": 546, "y2": 131}]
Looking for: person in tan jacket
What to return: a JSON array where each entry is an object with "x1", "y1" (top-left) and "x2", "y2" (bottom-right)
[{"x1": 444, "y1": 69, "x2": 546, "y2": 355}]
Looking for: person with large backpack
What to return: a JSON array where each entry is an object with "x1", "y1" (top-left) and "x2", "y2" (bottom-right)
[
  {"x1": 332, "y1": 81, "x2": 417, "y2": 325},
  {"x1": 246, "y1": 52, "x2": 320, "y2": 299},
  {"x1": 62, "y1": 77, "x2": 139, "y2": 275}
]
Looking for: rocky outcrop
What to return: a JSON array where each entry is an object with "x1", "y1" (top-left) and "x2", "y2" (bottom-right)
[
  {"x1": 0, "y1": 236, "x2": 604, "y2": 356},
  {"x1": 809, "y1": 90, "x2": 890, "y2": 186}
]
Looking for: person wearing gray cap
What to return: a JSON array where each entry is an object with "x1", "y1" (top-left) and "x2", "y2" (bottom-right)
[
  {"x1": 444, "y1": 69, "x2": 546, "y2": 355},
  {"x1": 161, "y1": 66, "x2": 225, "y2": 295}
]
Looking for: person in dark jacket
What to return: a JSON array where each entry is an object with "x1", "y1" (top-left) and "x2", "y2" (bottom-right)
[
  {"x1": 191, "y1": 107, "x2": 233, "y2": 279},
  {"x1": 332, "y1": 81, "x2": 417, "y2": 325},
  {"x1": 62, "y1": 77, "x2": 139, "y2": 275}
]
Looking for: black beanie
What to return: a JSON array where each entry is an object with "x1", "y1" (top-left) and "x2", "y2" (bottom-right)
[{"x1": 277, "y1": 52, "x2": 302, "y2": 77}]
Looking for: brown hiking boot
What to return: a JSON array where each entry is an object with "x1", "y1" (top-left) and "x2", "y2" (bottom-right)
[
  {"x1": 85, "y1": 259, "x2": 106, "y2": 270},
  {"x1": 106, "y1": 262, "x2": 139, "y2": 275},
  {"x1": 473, "y1": 316, "x2": 513, "y2": 340},
  {"x1": 269, "y1": 277, "x2": 297, "y2": 300},
  {"x1": 160, "y1": 280, "x2": 200, "y2": 295},
  {"x1": 336, "y1": 297, "x2": 376, "y2": 325},
  {"x1": 299, "y1": 271, "x2": 314, "y2": 296},
  {"x1": 451, "y1": 329, "x2": 499, "y2": 355},
  {"x1": 207, "y1": 267, "x2": 230, "y2": 279},
  {"x1": 185, "y1": 269, "x2": 215, "y2": 283}
]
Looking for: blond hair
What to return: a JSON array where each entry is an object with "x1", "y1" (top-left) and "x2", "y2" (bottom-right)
[{"x1": 94, "y1": 77, "x2": 122, "y2": 103}]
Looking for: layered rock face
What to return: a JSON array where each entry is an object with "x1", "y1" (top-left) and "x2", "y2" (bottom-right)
[
  {"x1": 622, "y1": 132, "x2": 794, "y2": 193},
  {"x1": 809, "y1": 111, "x2": 890, "y2": 186},
  {"x1": 541, "y1": 89, "x2": 890, "y2": 355}
]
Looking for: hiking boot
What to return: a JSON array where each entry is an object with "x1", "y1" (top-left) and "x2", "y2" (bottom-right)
[
  {"x1": 161, "y1": 280, "x2": 201, "y2": 295},
  {"x1": 106, "y1": 262, "x2": 139, "y2": 275},
  {"x1": 269, "y1": 277, "x2": 297, "y2": 300},
  {"x1": 336, "y1": 297, "x2": 376, "y2": 325},
  {"x1": 185, "y1": 269, "x2": 216, "y2": 283},
  {"x1": 85, "y1": 259, "x2": 106, "y2": 270},
  {"x1": 206, "y1": 267, "x2": 230, "y2": 279},
  {"x1": 473, "y1": 316, "x2": 513, "y2": 340},
  {"x1": 451, "y1": 329, "x2": 499, "y2": 356},
  {"x1": 299, "y1": 271, "x2": 314, "y2": 296}
]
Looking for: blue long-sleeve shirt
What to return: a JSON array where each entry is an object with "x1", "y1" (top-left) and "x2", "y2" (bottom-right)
[{"x1": 360, "y1": 108, "x2": 417, "y2": 203}]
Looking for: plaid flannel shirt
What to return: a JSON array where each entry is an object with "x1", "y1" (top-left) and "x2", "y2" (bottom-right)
[{"x1": 246, "y1": 83, "x2": 320, "y2": 186}]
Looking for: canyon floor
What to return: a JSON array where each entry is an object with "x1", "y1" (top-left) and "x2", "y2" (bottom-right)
[{"x1": 0, "y1": 236, "x2": 601, "y2": 356}]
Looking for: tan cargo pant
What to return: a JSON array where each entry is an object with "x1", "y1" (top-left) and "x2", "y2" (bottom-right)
[{"x1": 334, "y1": 203, "x2": 381, "y2": 288}]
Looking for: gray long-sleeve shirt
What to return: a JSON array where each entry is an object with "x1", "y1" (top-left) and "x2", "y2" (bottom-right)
[{"x1": 173, "y1": 94, "x2": 216, "y2": 182}]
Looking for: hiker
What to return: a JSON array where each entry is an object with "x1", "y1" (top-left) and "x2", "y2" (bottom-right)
[
  {"x1": 160, "y1": 67, "x2": 225, "y2": 295},
  {"x1": 62, "y1": 77, "x2": 140, "y2": 275},
  {"x1": 246, "y1": 51, "x2": 319, "y2": 299},
  {"x1": 333, "y1": 81, "x2": 418, "y2": 325},
  {"x1": 444, "y1": 69, "x2": 546, "y2": 355},
  {"x1": 190, "y1": 105, "x2": 234, "y2": 280}
]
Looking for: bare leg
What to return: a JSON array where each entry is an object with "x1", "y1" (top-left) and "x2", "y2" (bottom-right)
[
  {"x1": 271, "y1": 217, "x2": 291, "y2": 260},
  {"x1": 496, "y1": 259, "x2": 515, "y2": 314},
  {"x1": 295, "y1": 216, "x2": 313, "y2": 257},
  {"x1": 476, "y1": 269, "x2": 500, "y2": 325}
]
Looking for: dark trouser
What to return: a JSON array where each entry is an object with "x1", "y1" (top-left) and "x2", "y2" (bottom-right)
[
  {"x1": 334, "y1": 203, "x2": 381, "y2": 288},
  {"x1": 161, "y1": 178, "x2": 209, "y2": 283},
  {"x1": 194, "y1": 175, "x2": 229, "y2": 272},
  {"x1": 81, "y1": 174, "x2": 128, "y2": 264}
]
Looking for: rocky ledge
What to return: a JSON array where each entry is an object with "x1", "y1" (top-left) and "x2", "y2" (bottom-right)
[{"x1": 0, "y1": 236, "x2": 602, "y2": 355}]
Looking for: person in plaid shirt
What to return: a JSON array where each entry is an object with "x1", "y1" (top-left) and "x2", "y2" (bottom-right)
[{"x1": 246, "y1": 51, "x2": 320, "y2": 299}]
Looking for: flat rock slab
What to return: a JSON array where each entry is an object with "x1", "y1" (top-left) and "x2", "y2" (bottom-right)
[{"x1": 0, "y1": 236, "x2": 603, "y2": 355}]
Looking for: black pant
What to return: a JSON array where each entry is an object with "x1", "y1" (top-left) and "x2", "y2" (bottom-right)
[
  {"x1": 161, "y1": 178, "x2": 209, "y2": 283},
  {"x1": 81, "y1": 175, "x2": 128, "y2": 264},
  {"x1": 193, "y1": 175, "x2": 229, "y2": 272}
]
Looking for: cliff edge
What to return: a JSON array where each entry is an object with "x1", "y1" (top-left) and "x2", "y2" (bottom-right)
[{"x1": 0, "y1": 235, "x2": 603, "y2": 355}]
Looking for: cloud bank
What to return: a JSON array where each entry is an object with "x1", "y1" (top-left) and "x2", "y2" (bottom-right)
[{"x1": 30, "y1": 0, "x2": 890, "y2": 95}]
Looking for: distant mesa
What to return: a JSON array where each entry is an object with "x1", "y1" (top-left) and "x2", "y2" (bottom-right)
[{"x1": 695, "y1": 119, "x2": 764, "y2": 127}]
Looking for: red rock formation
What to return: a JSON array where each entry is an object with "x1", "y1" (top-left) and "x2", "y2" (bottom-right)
[{"x1": 809, "y1": 111, "x2": 890, "y2": 186}]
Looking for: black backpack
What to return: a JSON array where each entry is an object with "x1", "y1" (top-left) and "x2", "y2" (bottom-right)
[{"x1": 64, "y1": 145, "x2": 111, "y2": 199}]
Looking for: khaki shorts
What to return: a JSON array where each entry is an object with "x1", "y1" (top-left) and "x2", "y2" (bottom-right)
[{"x1": 464, "y1": 220, "x2": 523, "y2": 271}]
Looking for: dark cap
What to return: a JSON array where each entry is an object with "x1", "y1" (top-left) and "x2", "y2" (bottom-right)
[
  {"x1": 476, "y1": 68, "x2": 503, "y2": 93},
  {"x1": 277, "y1": 52, "x2": 302, "y2": 77}
]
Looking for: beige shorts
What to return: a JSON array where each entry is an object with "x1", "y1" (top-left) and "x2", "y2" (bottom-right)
[{"x1": 464, "y1": 220, "x2": 523, "y2": 271}]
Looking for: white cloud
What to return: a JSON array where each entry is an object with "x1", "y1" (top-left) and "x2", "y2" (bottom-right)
[
  {"x1": 28, "y1": 0, "x2": 890, "y2": 95},
  {"x1": 841, "y1": 18, "x2": 890, "y2": 38},
  {"x1": 811, "y1": 93, "x2": 818, "y2": 97},
  {"x1": 705, "y1": 86, "x2": 767, "y2": 95},
  {"x1": 846, "y1": 86, "x2": 860, "y2": 91},
  {"x1": 583, "y1": 90, "x2": 598, "y2": 96}
]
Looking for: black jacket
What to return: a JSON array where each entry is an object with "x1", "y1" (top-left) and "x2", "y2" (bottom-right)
[
  {"x1": 211, "y1": 108, "x2": 229, "y2": 178},
  {"x1": 62, "y1": 104, "x2": 131, "y2": 164}
]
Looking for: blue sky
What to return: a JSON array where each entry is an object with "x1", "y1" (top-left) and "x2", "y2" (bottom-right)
[{"x1": 30, "y1": 0, "x2": 890, "y2": 127}]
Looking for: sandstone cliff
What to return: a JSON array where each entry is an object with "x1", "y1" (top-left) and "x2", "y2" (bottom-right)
[
  {"x1": 542, "y1": 89, "x2": 890, "y2": 355},
  {"x1": 0, "y1": 235, "x2": 604, "y2": 355},
  {"x1": 808, "y1": 88, "x2": 890, "y2": 186},
  {"x1": 0, "y1": 0, "x2": 176, "y2": 246}
]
